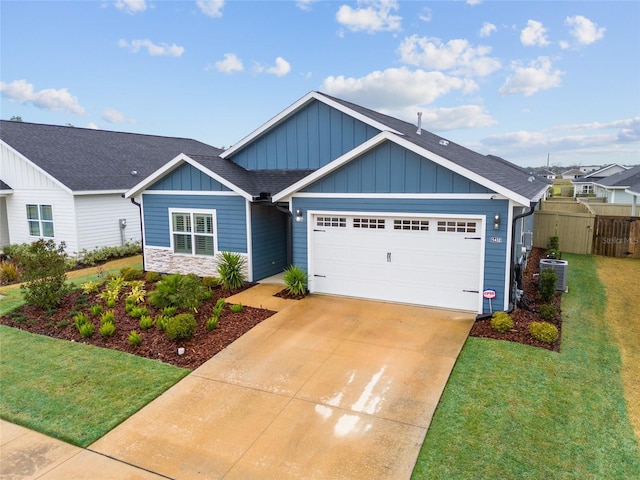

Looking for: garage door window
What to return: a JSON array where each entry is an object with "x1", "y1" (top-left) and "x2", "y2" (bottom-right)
[
  {"x1": 353, "y1": 218, "x2": 385, "y2": 229},
  {"x1": 437, "y1": 220, "x2": 477, "y2": 233},
  {"x1": 394, "y1": 219, "x2": 429, "y2": 231},
  {"x1": 317, "y1": 216, "x2": 346, "y2": 228}
]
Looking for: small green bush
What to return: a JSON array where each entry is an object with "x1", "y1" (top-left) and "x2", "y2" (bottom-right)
[
  {"x1": 162, "y1": 306, "x2": 177, "y2": 317},
  {"x1": 0, "y1": 260, "x2": 20, "y2": 283},
  {"x1": 75, "y1": 242, "x2": 141, "y2": 267},
  {"x1": 100, "y1": 310, "x2": 115, "y2": 325},
  {"x1": 216, "y1": 252, "x2": 246, "y2": 291},
  {"x1": 99, "y1": 322, "x2": 116, "y2": 337},
  {"x1": 139, "y1": 315, "x2": 154, "y2": 330},
  {"x1": 206, "y1": 316, "x2": 219, "y2": 331},
  {"x1": 128, "y1": 330, "x2": 142, "y2": 346},
  {"x1": 283, "y1": 265, "x2": 308, "y2": 296},
  {"x1": 539, "y1": 268, "x2": 558, "y2": 302},
  {"x1": 491, "y1": 311, "x2": 514, "y2": 333},
  {"x1": 105, "y1": 298, "x2": 116, "y2": 308},
  {"x1": 56, "y1": 319, "x2": 70, "y2": 328},
  {"x1": 212, "y1": 298, "x2": 225, "y2": 318},
  {"x1": 74, "y1": 313, "x2": 89, "y2": 328},
  {"x1": 155, "y1": 315, "x2": 169, "y2": 331},
  {"x1": 19, "y1": 239, "x2": 69, "y2": 309},
  {"x1": 202, "y1": 276, "x2": 219, "y2": 289},
  {"x1": 89, "y1": 304, "x2": 104, "y2": 316},
  {"x1": 81, "y1": 281, "x2": 100, "y2": 295},
  {"x1": 529, "y1": 321, "x2": 559, "y2": 344},
  {"x1": 229, "y1": 303, "x2": 243, "y2": 314},
  {"x1": 145, "y1": 271, "x2": 161, "y2": 283},
  {"x1": 121, "y1": 267, "x2": 143, "y2": 281},
  {"x1": 165, "y1": 313, "x2": 197, "y2": 341},
  {"x1": 539, "y1": 304, "x2": 557, "y2": 322},
  {"x1": 129, "y1": 306, "x2": 149, "y2": 319},
  {"x1": 79, "y1": 322, "x2": 94, "y2": 338},
  {"x1": 149, "y1": 273, "x2": 204, "y2": 311}
]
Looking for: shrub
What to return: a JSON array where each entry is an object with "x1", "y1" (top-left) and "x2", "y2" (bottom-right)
[
  {"x1": 202, "y1": 290, "x2": 213, "y2": 301},
  {"x1": 539, "y1": 268, "x2": 557, "y2": 302},
  {"x1": 128, "y1": 330, "x2": 142, "y2": 346},
  {"x1": 162, "y1": 306, "x2": 177, "y2": 317},
  {"x1": 139, "y1": 315, "x2": 154, "y2": 330},
  {"x1": 539, "y1": 304, "x2": 557, "y2": 322},
  {"x1": 0, "y1": 260, "x2": 20, "y2": 283},
  {"x1": 105, "y1": 298, "x2": 116, "y2": 308},
  {"x1": 165, "y1": 313, "x2": 197, "y2": 341},
  {"x1": 99, "y1": 322, "x2": 116, "y2": 337},
  {"x1": 19, "y1": 239, "x2": 69, "y2": 309},
  {"x1": 75, "y1": 242, "x2": 142, "y2": 267},
  {"x1": 529, "y1": 321, "x2": 559, "y2": 344},
  {"x1": 129, "y1": 306, "x2": 149, "y2": 319},
  {"x1": 121, "y1": 267, "x2": 143, "y2": 281},
  {"x1": 229, "y1": 303, "x2": 243, "y2": 314},
  {"x1": 212, "y1": 298, "x2": 225, "y2": 318},
  {"x1": 149, "y1": 273, "x2": 204, "y2": 311},
  {"x1": 101, "y1": 310, "x2": 115, "y2": 325},
  {"x1": 89, "y1": 304, "x2": 104, "y2": 316},
  {"x1": 202, "y1": 276, "x2": 219, "y2": 289},
  {"x1": 155, "y1": 315, "x2": 169, "y2": 331},
  {"x1": 127, "y1": 284, "x2": 146, "y2": 304},
  {"x1": 78, "y1": 322, "x2": 94, "y2": 338},
  {"x1": 74, "y1": 313, "x2": 89, "y2": 329},
  {"x1": 206, "y1": 316, "x2": 219, "y2": 331},
  {"x1": 81, "y1": 281, "x2": 101, "y2": 295},
  {"x1": 56, "y1": 320, "x2": 70, "y2": 328},
  {"x1": 216, "y1": 252, "x2": 246, "y2": 291},
  {"x1": 145, "y1": 271, "x2": 161, "y2": 283},
  {"x1": 491, "y1": 311, "x2": 514, "y2": 333},
  {"x1": 283, "y1": 265, "x2": 308, "y2": 296}
]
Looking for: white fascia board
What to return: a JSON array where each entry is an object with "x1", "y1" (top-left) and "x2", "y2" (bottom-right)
[
  {"x1": 1, "y1": 139, "x2": 73, "y2": 195},
  {"x1": 625, "y1": 187, "x2": 640, "y2": 196},
  {"x1": 124, "y1": 153, "x2": 253, "y2": 201},
  {"x1": 73, "y1": 190, "x2": 126, "y2": 196},
  {"x1": 273, "y1": 131, "x2": 543, "y2": 206},
  {"x1": 220, "y1": 91, "x2": 402, "y2": 159},
  {"x1": 293, "y1": 192, "x2": 502, "y2": 200}
]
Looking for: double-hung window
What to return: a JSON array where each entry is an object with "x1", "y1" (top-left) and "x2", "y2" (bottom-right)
[
  {"x1": 26, "y1": 204, "x2": 54, "y2": 237},
  {"x1": 170, "y1": 210, "x2": 216, "y2": 256}
]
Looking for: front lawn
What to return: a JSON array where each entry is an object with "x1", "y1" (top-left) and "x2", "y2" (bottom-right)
[
  {"x1": 412, "y1": 254, "x2": 640, "y2": 478},
  {"x1": 0, "y1": 325, "x2": 189, "y2": 447}
]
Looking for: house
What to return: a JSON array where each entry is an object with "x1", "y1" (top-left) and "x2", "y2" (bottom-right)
[
  {"x1": 125, "y1": 91, "x2": 550, "y2": 314},
  {"x1": 0, "y1": 121, "x2": 223, "y2": 254},
  {"x1": 593, "y1": 165, "x2": 640, "y2": 204},
  {"x1": 579, "y1": 165, "x2": 600, "y2": 174},
  {"x1": 560, "y1": 168, "x2": 583, "y2": 180},
  {"x1": 531, "y1": 168, "x2": 556, "y2": 180},
  {"x1": 626, "y1": 183, "x2": 640, "y2": 216},
  {"x1": 572, "y1": 164, "x2": 630, "y2": 197}
]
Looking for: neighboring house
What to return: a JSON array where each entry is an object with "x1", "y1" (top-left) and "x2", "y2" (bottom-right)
[
  {"x1": 593, "y1": 165, "x2": 640, "y2": 204},
  {"x1": 579, "y1": 165, "x2": 600, "y2": 174},
  {"x1": 572, "y1": 164, "x2": 630, "y2": 197},
  {"x1": 560, "y1": 168, "x2": 583, "y2": 180},
  {"x1": 531, "y1": 168, "x2": 556, "y2": 180},
  {"x1": 0, "y1": 121, "x2": 223, "y2": 254},
  {"x1": 626, "y1": 183, "x2": 640, "y2": 216},
  {"x1": 125, "y1": 91, "x2": 550, "y2": 314}
]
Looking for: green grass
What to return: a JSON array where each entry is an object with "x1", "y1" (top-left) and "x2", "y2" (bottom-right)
[
  {"x1": 0, "y1": 325, "x2": 189, "y2": 447},
  {"x1": 412, "y1": 254, "x2": 640, "y2": 479}
]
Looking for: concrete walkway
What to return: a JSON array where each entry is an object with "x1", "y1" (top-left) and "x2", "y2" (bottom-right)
[{"x1": 1, "y1": 288, "x2": 474, "y2": 479}]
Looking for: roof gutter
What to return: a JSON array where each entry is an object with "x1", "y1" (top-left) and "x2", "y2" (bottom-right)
[
  {"x1": 509, "y1": 202, "x2": 538, "y2": 307},
  {"x1": 128, "y1": 195, "x2": 145, "y2": 272}
]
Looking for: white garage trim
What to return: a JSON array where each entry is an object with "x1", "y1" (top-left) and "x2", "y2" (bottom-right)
[{"x1": 307, "y1": 210, "x2": 485, "y2": 312}]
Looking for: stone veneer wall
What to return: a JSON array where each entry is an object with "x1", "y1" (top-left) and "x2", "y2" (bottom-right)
[{"x1": 145, "y1": 246, "x2": 250, "y2": 279}]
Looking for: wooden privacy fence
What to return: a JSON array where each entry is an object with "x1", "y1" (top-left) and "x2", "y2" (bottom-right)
[{"x1": 592, "y1": 216, "x2": 640, "y2": 258}]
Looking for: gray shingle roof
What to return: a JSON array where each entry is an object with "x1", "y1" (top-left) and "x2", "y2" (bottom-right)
[
  {"x1": 595, "y1": 165, "x2": 640, "y2": 188},
  {"x1": 319, "y1": 92, "x2": 550, "y2": 202},
  {"x1": 1, "y1": 120, "x2": 223, "y2": 192},
  {"x1": 0, "y1": 180, "x2": 11, "y2": 190}
]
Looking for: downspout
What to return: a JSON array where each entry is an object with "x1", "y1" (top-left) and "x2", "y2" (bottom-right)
[
  {"x1": 508, "y1": 202, "x2": 538, "y2": 310},
  {"x1": 129, "y1": 196, "x2": 145, "y2": 272}
]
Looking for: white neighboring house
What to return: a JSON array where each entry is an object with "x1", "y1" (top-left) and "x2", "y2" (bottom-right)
[
  {"x1": 572, "y1": 164, "x2": 630, "y2": 197},
  {"x1": 593, "y1": 166, "x2": 640, "y2": 204},
  {"x1": 626, "y1": 183, "x2": 640, "y2": 216},
  {"x1": 0, "y1": 120, "x2": 222, "y2": 254}
]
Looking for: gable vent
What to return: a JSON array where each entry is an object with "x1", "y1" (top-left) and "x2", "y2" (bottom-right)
[{"x1": 439, "y1": 139, "x2": 449, "y2": 146}]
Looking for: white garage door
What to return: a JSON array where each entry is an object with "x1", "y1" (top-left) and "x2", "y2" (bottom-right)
[{"x1": 309, "y1": 213, "x2": 483, "y2": 311}]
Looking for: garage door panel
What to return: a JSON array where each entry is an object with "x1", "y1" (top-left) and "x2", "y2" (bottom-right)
[{"x1": 310, "y1": 214, "x2": 483, "y2": 311}]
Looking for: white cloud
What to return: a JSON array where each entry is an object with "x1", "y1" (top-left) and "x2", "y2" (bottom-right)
[
  {"x1": 409, "y1": 105, "x2": 496, "y2": 130},
  {"x1": 336, "y1": 0, "x2": 401, "y2": 33},
  {"x1": 398, "y1": 35, "x2": 501, "y2": 77},
  {"x1": 466, "y1": 0, "x2": 482, "y2": 5},
  {"x1": 480, "y1": 22, "x2": 496, "y2": 38},
  {"x1": 0, "y1": 79, "x2": 85, "y2": 115},
  {"x1": 102, "y1": 108, "x2": 135, "y2": 123},
  {"x1": 321, "y1": 67, "x2": 478, "y2": 110},
  {"x1": 118, "y1": 39, "x2": 184, "y2": 57},
  {"x1": 499, "y1": 56, "x2": 563, "y2": 96},
  {"x1": 419, "y1": 7, "x2": 431, "y2": 23},
  {"x1": 296, "y1": 0, "x2": 317, "y2": 11},
  {"x1": 265, "y1": 57, "x2": 292, "y2": 77},
  {"x1": 566, "y1": 15, "x2": 605, "y2": 45},
  {"x1": 196, "y1": 0, "x2": 224, "y2": 18},
  {"x1": 115, "y1": 0, "x2": 147, "y2": 14},
  {"x1": 87, "y1": 122, "x2": 99, "y2": 129},
  {"x1": 520, "y1": 20, "x2": 550, "y2": 46},
  {"x1": 215, "y1": 53, "x2": 244, "y2": 73}
]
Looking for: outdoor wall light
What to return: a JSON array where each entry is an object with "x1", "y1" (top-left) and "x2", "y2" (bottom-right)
[
  {"x1": 493, "y1": 213, "x2": 501, "y2": 230},
  {"x1": 295, "y1": 208, "x2": 303, "y2": 222}
]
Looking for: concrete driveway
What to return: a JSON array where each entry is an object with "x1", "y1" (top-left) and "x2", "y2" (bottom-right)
[{"x1": 88, "y1": 289, "x2": 474, "y2": 479}]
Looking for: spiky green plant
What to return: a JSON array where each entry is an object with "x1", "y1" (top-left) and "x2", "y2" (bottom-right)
[
  {"x1": 283, "y1": 265, "x2": 308, "y2": 296},
  {"x1": 216, "y1": 252, "x2": 246, "y2": 291}
]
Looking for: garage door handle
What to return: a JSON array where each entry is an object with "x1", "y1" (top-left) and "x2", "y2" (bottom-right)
[
  {"x1": 463, "y1": 289, "x2": 479, "y2": 293},
  {"x1": 387, "y1": 252, "x2": 391, "y2": 262},
  {"x1": 314, "y1": 229, "x2": 326, "y2": 232},
  {"x1": 314, "y1": 274, "x2": 326, "y2": 278},
  {"x1": 465, "y1": 237, "x2": 482, "y2": 240}
]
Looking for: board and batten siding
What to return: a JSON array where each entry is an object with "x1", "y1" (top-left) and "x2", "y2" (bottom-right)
[
  {"x1": 0, "y1": 198, "x2": 10, "y2": 247},
  {"x1": 230, "y1": 100, "x2": 380, "y2": 170},
  {"x1": 149, "y1": 163, "x2": 232, "y2": 192},
  {"x1": 74, "y1": 194, "x2": 141, "y2": 252},
  {"x1": 250, "y1": 203, "x2": 287, "y2": 280},
  {"x1": 1, "y1": 142, "x2": 79, "y2": 252},
  {"x1": 142, "y1": 193, "x2": 247, "y2": 253},
  {"x1": 291, "y1": 197, "x2": 509, "y2": 313}
]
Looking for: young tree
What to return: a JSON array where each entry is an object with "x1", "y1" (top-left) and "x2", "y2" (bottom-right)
[{"x1": 19, "y1": 240, "x2": 69, "y2": 309}]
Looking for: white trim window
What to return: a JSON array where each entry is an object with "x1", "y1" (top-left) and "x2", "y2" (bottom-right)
[
  {"x1": 169, "y1": 209, "x2": 217, "y2": 256},
  {"x1": 26, "y1": 204, "x2": 54, "y2": 238}
]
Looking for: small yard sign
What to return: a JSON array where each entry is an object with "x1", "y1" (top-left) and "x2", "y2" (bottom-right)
[{"x1": 483, "y1": 289, "x2": 496, "y2": 313}]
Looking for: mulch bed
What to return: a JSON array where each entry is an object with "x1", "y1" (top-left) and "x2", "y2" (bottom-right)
[
  {"x1": 0, "y1": 283, "x2": 275, "y2": 370},
  {"x1": 469, "y1": 247, "x2": 562, "y2": 351}
]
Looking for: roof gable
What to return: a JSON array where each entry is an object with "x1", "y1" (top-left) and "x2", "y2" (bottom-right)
[
  {"x1": 582, "y1": 163, "x2": 629, "y2": 179},
  {"x1": 594, "y1": 165, "x2": 640, "y2": 188}
]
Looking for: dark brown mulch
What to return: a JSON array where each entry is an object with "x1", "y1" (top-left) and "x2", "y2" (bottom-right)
[
  {"x1": 273, "y1": 288, "x2": 306, "y2": 300},
  {"x1": 0, "y1": 283, "x2": 275, "y2": 370},
  {"x1": 469, "y1": 247, "x2": 563, "y2": 351}
]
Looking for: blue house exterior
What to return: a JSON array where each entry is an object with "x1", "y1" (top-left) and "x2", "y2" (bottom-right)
[{"x1": 126, "y1": 92, "x2": 549, "y2": 314}]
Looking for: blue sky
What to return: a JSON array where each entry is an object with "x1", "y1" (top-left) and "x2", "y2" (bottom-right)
[{"x1": 1, "y1": 0, "x2": 638, "y2": 168}]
